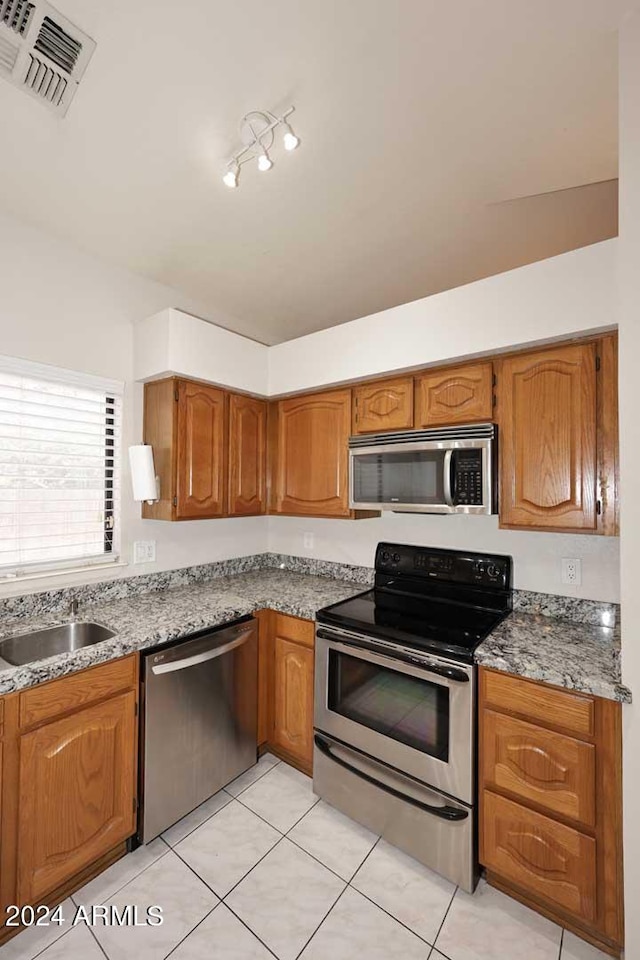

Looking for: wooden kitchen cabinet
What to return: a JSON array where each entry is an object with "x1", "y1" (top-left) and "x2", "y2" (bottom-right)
[
  {"x1": 270, "y1": 389, "x2": 374, "y2": 518},
  {"x1": 352, "y1": 376, "x2": 414, "y2": 434},
  {"x1": 479, "y1": 667, "x2": 623, "y2": 955},
  {"x1": 176, "y1": 380, "x2": 227, "y2": 519},
  {"x1": 0, "y1": 656, "x2": 138, "y2": 928},
  {"x1": 257, "y1": 611, "x2": 315, "y2": 775},
  {"x1": 17, "y1": 691, "x2": 137, "y2": 904},
  {"x1": 142, "y1": 378, "x2": 266, "y2": 521},
  {"x1": 497, "y1": 342, "x2": 598, "y2": 531},
  {"x1": 228, "y1": 393, "x2": 267, "y2": 516},
  {"x1": 414, "y1": 361, "x2": 493, "y2": 427}
]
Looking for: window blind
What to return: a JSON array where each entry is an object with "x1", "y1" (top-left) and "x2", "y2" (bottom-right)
[{"x1": 0, "y1": 356, "x2": 123, "y2": 577}]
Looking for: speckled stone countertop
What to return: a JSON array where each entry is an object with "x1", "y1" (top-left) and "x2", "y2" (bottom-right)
[
  {"x1": 475, "y1": 613, "x2": 631, "y2": 703},
  {"x1": 0, "y1": 570, "x2": 365, "y2": 695}
]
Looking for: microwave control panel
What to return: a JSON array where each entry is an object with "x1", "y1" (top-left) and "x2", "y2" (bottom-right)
[{"x1": 452, "y1": 450, "x2": 483, "y2": 505}]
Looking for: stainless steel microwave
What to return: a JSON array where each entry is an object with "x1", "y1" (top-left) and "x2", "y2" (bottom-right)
[{"x1": 348, "y1": 423, "x2": 497, "y2": 514}]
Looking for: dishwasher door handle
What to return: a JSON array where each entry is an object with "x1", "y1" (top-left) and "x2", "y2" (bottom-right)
[{"x1": 150, "y1": 627, "x2": 254, "y2": 675}]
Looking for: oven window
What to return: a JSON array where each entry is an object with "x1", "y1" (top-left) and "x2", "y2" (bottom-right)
[
  {"x1": 352, "y1": 450, "x2": 445, "y2": 505},
  {"x1": 327, "y1": 650, "x2": 449, "y2": 761}
]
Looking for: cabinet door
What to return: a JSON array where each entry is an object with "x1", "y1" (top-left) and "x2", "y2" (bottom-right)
[
  {"x1": 176, "y1": 380, "x2": 227, "y2": 519},
  {"x1": 352, "y1": 377, "x2": 414, "y2": 434},
  {"x1": 498, "y1": 344, "x2": 597, "y2": 530},
  {"x1": 415, "y1": 362, "x2": 493, "y2": 427},
  {"x1": 274, "y1": 390, "x2": 351, "y2": 517},
  {"x1": 272, "y1": 637, "x2": 314, "y2": 769},
  {"x1": 228, "y1": 394, "x2": 267, "y2": 516},
  {"x1": 482, "y1": 790, "x2": 597, "y2": 924},
  {"x1": 17, "y1": 692, "x2": 137, "y2": 904}
]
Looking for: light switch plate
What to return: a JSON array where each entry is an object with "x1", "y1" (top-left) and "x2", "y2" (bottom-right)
[
  {"x1": 303, "y1": 532, "x2": 315, "y2": 550},
  {"x1": 133, "y1": 540, "x2": 156, "y2": 564}
]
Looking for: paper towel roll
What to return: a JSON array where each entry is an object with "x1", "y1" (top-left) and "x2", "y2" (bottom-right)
[{"x1": 129, "y1": 445, "x2": 159, "y2": 503}]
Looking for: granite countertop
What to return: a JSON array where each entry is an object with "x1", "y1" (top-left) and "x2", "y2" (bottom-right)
[
  {"x1": 0, "y1": 565, "x2": 630, "y2": 704},
  {"x1": 0, "y1": 569, "x2": 366, "y2": 695},
  {"x1": 475, "y1": 612, "x2": 631, "y2": 703}
]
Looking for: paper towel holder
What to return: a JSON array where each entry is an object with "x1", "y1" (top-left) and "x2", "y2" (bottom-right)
[{"x1": 128, "y1": 444, "x2": 160, "y2": 505}]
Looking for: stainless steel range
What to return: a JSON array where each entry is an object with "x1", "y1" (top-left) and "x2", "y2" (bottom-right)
[{"x1": 313, "y1": 542, "x2": 512, "y2": 892}]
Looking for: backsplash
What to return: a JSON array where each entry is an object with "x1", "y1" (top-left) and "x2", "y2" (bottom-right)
[{"x1": 0, "y1": 552, "x2": 618, "y2": 628}]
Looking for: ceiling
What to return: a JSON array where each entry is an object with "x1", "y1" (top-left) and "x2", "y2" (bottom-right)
[{"x1": 0, "y1": 0, "x2": 627, "y2": 344}]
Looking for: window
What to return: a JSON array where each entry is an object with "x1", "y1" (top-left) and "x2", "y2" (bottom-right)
[{"x1": 0, "y1": 355, "x2": 123, "y2": 578}]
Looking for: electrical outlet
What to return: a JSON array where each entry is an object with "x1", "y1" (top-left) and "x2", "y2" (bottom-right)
[
  {"x1": 133, "y1": 540, "x2": 156, "y2": 564},
  {"x1": 561, "y1": 558, "x2": 582, "y2": 586},
  {"x1": 303, "y1": 532, "x2": 315, "y2": 550}
]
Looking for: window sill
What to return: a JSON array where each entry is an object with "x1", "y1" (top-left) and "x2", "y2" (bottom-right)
[{"x1": 0, "y1": 560, "x2": 130, "y2": 586}]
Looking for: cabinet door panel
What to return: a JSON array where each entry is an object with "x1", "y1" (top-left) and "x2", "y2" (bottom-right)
[
  {"x1": 415, "y1": 362, "x2": 493, "y2": 427},
  {"x1": 482, "y1": 710, "x2": 596, "y2": 827},
  {"x1": 176, "y1": 381, "x2": 226, "y2": 518},
  {"x1": 482, "y1": 790, "x2": 597, "y2": 923},
  {"x1": 499, "y1": 344, "x2": 597, "y2": 529},
  {"x1": 228, "y1": 394, "x2": 267, "y2": 516},
  {"x1": 272, "y1": 636, "x2": 314, "y2": 767},
  {"x1": 275, "y1": 390, "x2": 351, "y2": 516},
  {"x1": 17, "y1": 692, "x2": 136, "y2": 904},
  {"x1": 353, "y1": 377, "x2": 414, "y2": 434}
]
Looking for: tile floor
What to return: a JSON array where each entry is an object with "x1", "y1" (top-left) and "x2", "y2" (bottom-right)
[{"x1": 0, "y1": 754, "x2": 611, "y2": 960}]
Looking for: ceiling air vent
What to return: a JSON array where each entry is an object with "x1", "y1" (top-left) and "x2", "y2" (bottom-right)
[{"x1": 0, "y1": 0, "x2": 95, "y2": 115}]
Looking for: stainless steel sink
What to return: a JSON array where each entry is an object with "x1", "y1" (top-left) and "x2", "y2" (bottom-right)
[{"x1": 0, "y1": 621, "x2": 116, "y2": 666}]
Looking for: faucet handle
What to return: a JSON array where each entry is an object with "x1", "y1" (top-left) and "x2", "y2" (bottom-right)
[{"x1": 70, "y1": 597, "x2": 79, "y2": 617}]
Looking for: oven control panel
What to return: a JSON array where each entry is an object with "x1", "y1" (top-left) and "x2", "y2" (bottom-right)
[{"x1": 375, "y1": 542, "x2": 511, "y2": 590}]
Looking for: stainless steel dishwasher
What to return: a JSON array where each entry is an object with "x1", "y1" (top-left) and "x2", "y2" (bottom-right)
[{"x1": 138, "y1": 616, "x2": 257, "y2": 843}]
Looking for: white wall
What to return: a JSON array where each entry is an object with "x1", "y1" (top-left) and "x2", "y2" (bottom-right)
[
  {"x1": 268, "y1": 240, "x2": 617, "y2": 394},
  {"x1": 0, "y1": 211, "x2": 267, "y2": 598},
  {"x1": 619, "y1": 10, "x2": 640, "y2": 958},
  {"x1": 268, "y1": 515, "x2": 619, "y2": 602},
  {"x1": 134, "y1": 308, "x2": 269, "y2": 394}
]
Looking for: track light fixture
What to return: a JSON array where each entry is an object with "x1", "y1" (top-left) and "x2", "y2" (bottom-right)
[{"x1": 222, "y1": 106, "x2": 300, "y2": 188}]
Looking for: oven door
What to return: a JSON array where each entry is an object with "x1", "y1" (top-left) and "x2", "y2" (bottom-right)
[{"x1": 314, "y1": 627, "x2": 474, "y2": 804}]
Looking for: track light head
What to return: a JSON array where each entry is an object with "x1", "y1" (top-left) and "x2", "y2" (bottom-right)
[
  {"x1": 283, "y1": 125, "x2": 300, "y2": 151},
  {"x1": 222, "y1": 164, "x2": 239, "y2": 188},
  {"x1": 257, "y1": 148, "x2": 273, "y2": 172}
]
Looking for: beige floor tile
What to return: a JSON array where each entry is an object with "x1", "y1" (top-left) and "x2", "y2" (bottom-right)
[
  {"x1": 161, "y1": 789, "x2": 232, "y2": 846},
  {"x1": 171, "y1": 904, "x2": 273, "y2": 959},
  {"x1": 300, "y1": 887, "x2": 430, "y2": 960},
  {"x1": 88, "y1": 850, "x2": 217, "y2": 960},
  {"x1": 351, "y1": 838, "x2": 455, "y2": 944},
  {"x1": 226, "y1": 838, "x2": 344, "y2": 960},
  {"x1": 239, "y1": 763, "x2": 317, "y2": 832},
  {"x1": 176, "y1": 799, "x2": 280, "y2": 896},
  {"x1": 435, "y1": 879, "x2": 561, "y2": 960}
]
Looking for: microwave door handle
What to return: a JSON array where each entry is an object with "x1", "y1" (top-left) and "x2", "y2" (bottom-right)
[{"x1": 443, "y1": 449, "x2": 454, "y2": 507}]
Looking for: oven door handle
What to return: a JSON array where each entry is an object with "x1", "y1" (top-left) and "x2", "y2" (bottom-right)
[
  {"x1": 314, "y1": 735, "x2": 469, "y2": 822},
  {"x1": 316, "y1": 631, "x2": 469, "y2": 683}
]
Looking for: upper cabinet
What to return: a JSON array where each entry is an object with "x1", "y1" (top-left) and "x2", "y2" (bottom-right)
[
  {"x1": 352, "y1": 377, "x2": 414, "y2": 434},
  {"x1": 176, "y1": 380, "x2": 227, "y2": 519},
  {"x1": 414, "y1": 362, "x2": 494, "y2": 427},
  {"x1": 228, "y1": 394, "x2": 267, "y2": 517},
  {"x1": 497, "y1": 343, "x2": 597, "y2": 532},
  {"x1": 270, "y1": 389, "x2": 355, "y2": 517},
  {"x1": 142, "y1": 378, "x2": 265, "y2": 521}
]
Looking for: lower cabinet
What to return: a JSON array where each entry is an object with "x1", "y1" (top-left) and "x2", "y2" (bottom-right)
[
  {"x1": 479, "y1": 667, "x2": 623, "y2": 956},
  {"x1": 1, "y1": 655, "x2": 138, "y2": 926},
  {"x1": 257, "y1": 610, "x2": 315, "y2": 775}
]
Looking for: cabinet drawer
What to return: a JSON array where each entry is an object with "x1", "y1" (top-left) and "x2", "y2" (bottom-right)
[
  {"x1": 19, "y1": 655, "x2": 137, "y2": 729},
  {"x1": 482, "y1": 790, "x2": 597, "y2": 923},
  {"x1": 272, "y1": 614, "x2": 314, "y2": 650},
  {"x1": 481, "y1": 669, "x2": 594, "y2": 738},
  {"x1": 482, "y1": 710, "x2": 596, "y2": 827}
]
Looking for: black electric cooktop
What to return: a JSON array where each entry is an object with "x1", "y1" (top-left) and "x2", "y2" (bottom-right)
[{"x1": 317, "y1": 542, "x2": 513, "y2": 664}]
